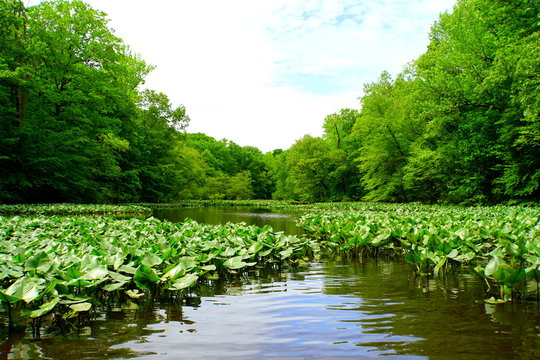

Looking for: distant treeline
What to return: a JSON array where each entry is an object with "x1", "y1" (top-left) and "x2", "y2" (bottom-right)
[{"x1": 1, "y1": 0, "x2": 538, "y2": 205}]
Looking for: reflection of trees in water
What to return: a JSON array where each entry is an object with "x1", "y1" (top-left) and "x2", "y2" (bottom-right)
[
  {"x1": 319, "y1": 259, "x2": 540, "y2": 359},
  {"x1": 153, "y1": 207, "x2": 304, "y2": 235}
]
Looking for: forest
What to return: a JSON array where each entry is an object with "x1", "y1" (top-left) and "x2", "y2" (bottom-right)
[{"x1": 1, "y1": 0, "x2": 539, "y2": 205}]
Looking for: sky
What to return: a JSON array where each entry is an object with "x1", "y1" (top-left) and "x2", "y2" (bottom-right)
[{"x1": 30, "y1": 0, "x2": 456, "y2": 152}]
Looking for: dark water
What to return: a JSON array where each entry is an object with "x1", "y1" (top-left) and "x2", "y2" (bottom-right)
[
  {"x1": 3, "y1": 260, "x2": 540, "y2": 360},
  {"x1": 152, "y1": 206, "x2": 304, "y2": 235},
  {"x1": 2, "y1": 208, "x2": 540, "y2": 359}
]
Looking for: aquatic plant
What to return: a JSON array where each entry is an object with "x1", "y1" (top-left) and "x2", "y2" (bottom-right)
[
  {"x1": 0, "y1": 204, "x2": 152, "y2": 216},
  {"x1": 298, "y1": 204, "x2": 540, "y2": 301},
  {"x1": 0, "y1": 216, "x2": 318, "y2": 329}
]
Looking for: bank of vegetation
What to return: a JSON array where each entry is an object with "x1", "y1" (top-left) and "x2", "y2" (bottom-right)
[
  {"x1": 1, "y1": 0, "x2": 539, "y2": 205},
  {"x1": 0, "y1": 203, "x2": 151, "y2": 216}
]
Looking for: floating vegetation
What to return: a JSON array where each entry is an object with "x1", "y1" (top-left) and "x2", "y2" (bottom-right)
[
  {"x1": 138, "y1": 200, "x2": 309, "y2": 210},
  {"x1": 139, "y1": 200, "x2": 425, "y2": 212},
  {"x1": 298, "y1": 204, "x2": 540, "y2": 302},
  {"x1": 1, "y1": 201, "x2": 539, "y2": 334},
  {"x1": 0, "y1": 204, "x2": 152, "y2": 216},
  {"x1": 0, "y1": 216, "x2": 318, "y2": 330}
]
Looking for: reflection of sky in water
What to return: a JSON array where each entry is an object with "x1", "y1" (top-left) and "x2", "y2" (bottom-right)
[
  {"x1": 119, "y1": 261, "x2": 540, "y2": 360},
  {"x1": 117, "y1": 262, "x2": 424, "y2": 360},
  {"x1": 4, "y1": 260, "x2": 540, "y2": 359}
]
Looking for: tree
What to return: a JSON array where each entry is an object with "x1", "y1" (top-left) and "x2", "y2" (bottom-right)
[
  {"x1": 323, "y1": 108, "x2": 363, "y2": 199},
  {"x1": 284, "y1": 135, "x2": 346, "y2": 202},
  {"x1": 353, "y1": 72, "x2": 419, "y2": 202},
  {"x1": 184, "y1": 133, "x2": 274, "y2": 200},
  {"x1": 128, "y1": 90, "x2": 191, "y2": 202},
  {"x1": 406, "y1": 0, "x2": 540, "y2": 204},
  {"x1": 0, "y1": 0, "x2": 152, "y2": 203}
]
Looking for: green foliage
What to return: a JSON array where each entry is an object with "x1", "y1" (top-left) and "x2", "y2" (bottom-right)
[
  {"x1": 1, "y1": 0, "x2": 539, "y2": 206},
  {"x1": 0, "y1": 1, "x2": 277, "y2": 204},
  {"x1": 184, "y1": 133, "x2": 274, "y2": 200},
  {"x1": 0, "y1": 0, "x2": 151, "y2": 203},
  {"x1": 298, "y1": 202, "x2": 540, "y2": 301},
  {"x1": 278, "y1": 135, "x2": 348, "y2": 202},
  {"x1": 0, "y1": 203, "x2": 151, "y2": 215},
  {"x1": 0, "y1": 215, "x2": 318, "y2": 328},
  {"x1": 317, "y1": 0, "x2": 540, "y2": 205},
  {"x1": 353, "y1": 72, "x2": 420, "y2": 202}
]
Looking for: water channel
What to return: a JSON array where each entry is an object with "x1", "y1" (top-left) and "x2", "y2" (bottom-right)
[{"x1": 2, "y1": 207, "x2": 540, "y2": 359}]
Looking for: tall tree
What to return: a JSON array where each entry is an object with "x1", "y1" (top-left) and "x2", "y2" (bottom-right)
[
  {"x1": 353, "y1": 72, "x2": 418, "y2": 202},
  {"x1": 408, "y1": 0, "x2": 540, "y2": 203},
  {"x1": 0, "y1": 0, "x2": 152, "y2": 203},
  {"x1": 130, "y1": 89, "x2": 191, "y2": 202},
  {"x1": 284, "y1": 135, "x2": 346, "y2": 202},
  {"x1": 323, "y1": 108, "x2": 363, "y2": 199}
]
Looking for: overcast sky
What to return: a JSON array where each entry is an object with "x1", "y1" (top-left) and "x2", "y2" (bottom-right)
[{"x1": 33, "y1": 0, "x2": 456, "y2": 152}]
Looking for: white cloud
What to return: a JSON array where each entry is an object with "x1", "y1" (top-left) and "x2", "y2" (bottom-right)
[{"x1": 35, "y1": 0, "x2": 457, "y2": 152}]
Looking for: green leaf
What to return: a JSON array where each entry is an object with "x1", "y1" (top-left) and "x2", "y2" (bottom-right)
[
  {"x1": 118, "y1": 264, "x2": 137, "y2": 274},
  {"x1": 163, "y1": 263, "x2": 185, "y2": 281},
  {"x1": 0, "y1": 265, "x2": 24, "y2": 278},
  {"x1": 69, "y1": 302, "x2": 92, "y2": 312},
  {"x1": 259, "y1": 248, "x2": 273, "y2": 257},
  {"x1": 485, "y1": 257, "x2": 502, "y2": 276},
  {"x1": 5, "y1": 277, "x2": 46, "y2": 303},
  {"x1": 141, "y1": 253, "x2": 163, "y2": 267},
  {"x1": 224, "y1": 256, "x2": 255, "y2": 270},
  {"x1": 108, "y1": 271, "x2": 131, "y2": 283},
  {"x1": 134, "y1": 265, "x2": 160, "y2": 290},
  {"x1": 505, "y1": 268, "x2": 526, "y2": 286},
  {"x1": 434, "y1": 257, "x2": 446, "y2": 276},
  {"x1": 447, "y1": 249, "x2": 459, "y2": 259},
  {"x1": 169, "y1": 274, "x2": 199, "y2": 290},
  {"x1": 126, "y1": 289, "x2": 145, "y2": 299},
  {"x1": 68, "y1": 277, "x2": 99, "y2": 287},
  {"x1": 108, "y1": 253, "x2": 125, "y2": 270},
  {"x1": 248, "y1": 241, "x2": 264, "y2": 254},
  {"x1": 0, "y1": 291, "x2": 22, "y2": 303},
  {"x1": 102, "y1": 282, "x2": 126, "y2": 292},
  {"x1": 201, "y1": 264, "x2": 217, "y2": 272},
  {"x1": 279, "y1": 248, "x2": 293, "y2": 260},
  {"x1": 404, "y1": 251, "x2": 421, "y2": 265},
  {"x1": 23, "y1": 297, "x2": 60, "y2": 318},
  {"x1": 484, "y1": 296, "x2": 507, "y2": 304},
  {"x1": 81, "y1": 266, "x2": 109, "y2": 280},
  {"x1": 25, "y1": 251, "x2": 52, "y2": 274}
]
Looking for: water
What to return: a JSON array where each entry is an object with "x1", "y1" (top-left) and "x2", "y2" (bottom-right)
[
  {"x1": 3, "y1": 259, "x2": 540, "y2": 359},
  {"x1": 152, "y1": 206, "x2": 304, "y2": 235},
  {"x1": 2, "y1": 207, "x2": 540, "y2": 359}
]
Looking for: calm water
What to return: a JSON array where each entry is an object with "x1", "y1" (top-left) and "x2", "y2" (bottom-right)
[
  {"x1": 2, "y1": 208, "x2": 540, "y2": 359},
  {"x1": 152, "y1": 206, "x2": 305, "y2": 235},
  {"x1": 2, "y1": 260, "x2": 540, "y2": 359}
]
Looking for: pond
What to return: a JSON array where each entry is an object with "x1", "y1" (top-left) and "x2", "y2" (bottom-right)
[{"x1": 2, "y1": 207, "x2": 540, "y2": 359}]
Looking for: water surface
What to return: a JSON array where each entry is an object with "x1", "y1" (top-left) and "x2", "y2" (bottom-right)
[
  {"x1": 3, "y1": 208, "x2": 540, "y2": 359},
  {"x1": 153, "y1": 206, "x2": 304, "y2": 235},
  {"x1": 2, "y1": 259, "x2": 540, "y2": 360}
]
